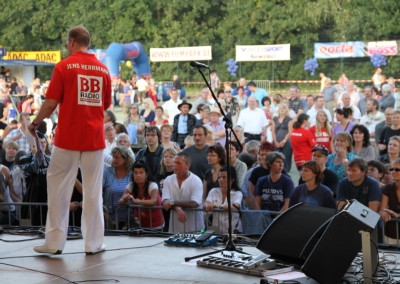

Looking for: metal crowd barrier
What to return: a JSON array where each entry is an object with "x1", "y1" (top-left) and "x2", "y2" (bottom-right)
[{"x1": 1, "y1": 202, "x2": 400, "y2": 247}]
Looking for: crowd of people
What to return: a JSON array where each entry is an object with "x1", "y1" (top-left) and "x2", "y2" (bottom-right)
[{"x1": 2, "y1": 61, "x2": 400, "y2": 243}]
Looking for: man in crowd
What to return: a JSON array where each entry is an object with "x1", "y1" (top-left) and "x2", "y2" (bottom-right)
[
  {"x1": 306, "y1": 95, "x2": 332, "y2": 127},
  {"x1": 162, "y1": 88, "x2": 182, "y2": 125},
  {"x1": 190, "y1": 88, "x2": 212, "y2": 115},
  {"x1": 135, "y1": 126, "x2": 164, "y2": 178},
  {"x1": 182, "y1": 125, "x2": 210, "y2": 180},
  {"x1": 172, "y1": 101, "x2": 197, "y2": 146},
  {"x1": 337, "y1": 158, "x2": 381, "y2": 212},
  {"x1": 375, "y1": 107, "x2": 394, "y2": 146},
  {"x1": 359, "y1": 99, "x2": 385, "y2": 142},
  {"x1": 162, "y1": 153, "x2": 204, "y2": 233},
  {"x1": 321, "y1": 77, "x2": 337, "y2": 118},
  {"x1": 357, "y1": 86, "x2": 373, "y2": 116},
  {"x1": 236, "y1": 96, "x2": 268, "y2": 143},
  {"x1": 288, "y1": 86, "x2": 304, "y2": 114},
  {"x1": 247, "y1": 81, "x2": 268, "y2": 107},
  {"x1": 340, "y1": 93, "x2": 361, "y2": 123}
]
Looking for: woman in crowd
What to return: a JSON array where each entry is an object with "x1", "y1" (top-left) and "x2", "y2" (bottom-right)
[
  {"x1": 236, "y1": 86, "x2": 247, "y2": 110},
  {"x1": 271, "y1": 103, "x2": 293, "y2": 172},
  {"x1": 151, "y1": 106, "x2": 168, "y2": 129},
  {"x1": 203, "y1": 144, "x2": 226, "y2": 201},
  {"x1": 326, "y1": 132, "x2": 358, "y2": 180},
  {"x1": 160, "y1": 124, "x2": 181, "y2": 152},
  {"x1": 21, "y1": 95, "x2": 34, "y2": 115},
  {"x1": 157, "y1": 147, "x2": 178, "y2": 232},
  {"x1": 290, "y1": 113, "x2": 316, "y2": 171},
  {"x1": 254, "y1": 151, "x2": 293, "y2": 212},
  {"x1": 290, "y1": 161, "x2": 336, "y2": 209},
  {"x1": 140, "y1": 98, "x2": 156, "y2": 127},
  {"x1": 332, "y1": 107, "x2": 354, "y2": 137},
  {"x1": 228, "y1": 141, "x2": 247, "y2": 188},
  {"x1": 309, "y1": 110, "x2": 332, "y2": 153},
  {"x1": 350, "y1": 124, "x2": 376, "y2": 161},
  {"x1": 204, "y1": 166, "x2": 243, "y2": 234},
  {"x1": 103, "y1": 146, "x2": 134, "y2": 229},
  {"x1": 378, "y1": 110, "x2": 400, "y2": 156},
  {"x1": 380, "y1": 158, "x2": 400, "y2": 244},
  {"x1": 119, "y1": 161, "x2": 164, "y2": 229},
  {"x1": 379, "y1": 136, "x2": 400, "y2": 165},
  {"x1": 124, "y1": 103, "x2": 146, "y2": 150}
]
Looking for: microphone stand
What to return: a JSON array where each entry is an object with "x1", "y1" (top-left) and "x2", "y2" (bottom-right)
[{"x1": 185, "y1": 66, "x2": 245, "y2": 262}]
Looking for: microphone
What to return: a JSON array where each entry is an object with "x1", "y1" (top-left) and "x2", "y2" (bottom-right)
[{"x1": 190, "y1": 61, "x2": 209, "y2": 69}]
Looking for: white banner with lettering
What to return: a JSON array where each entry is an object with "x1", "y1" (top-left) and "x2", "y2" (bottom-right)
[
  {"x1": 236, "y1": 44, "x2": 291, "y2": 61},
  {"x1": 150, "y1": 46, "x2": 212, "y2": 62}
]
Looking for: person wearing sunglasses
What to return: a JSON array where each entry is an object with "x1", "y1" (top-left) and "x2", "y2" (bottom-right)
[
  {"x1": 380, "y1": 158, "x2": 400, "y2": 244},
  {"x1": 337, "y1": 158, "x2": 381, "y2": 213}
]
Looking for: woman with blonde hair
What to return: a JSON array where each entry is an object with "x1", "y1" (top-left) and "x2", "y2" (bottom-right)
[
  {"x1": 140, "y1": 97, "x2": 156, "y2": 126},
  {"x1": 309, "y1": 110, "x2": 333, "y2": 153},
  {"x1": 379, "y1": 136, "x2": 400, "y2": 165},
  {"x1": 271, "y1": 103, "x2": 293, "y2": 171},
  {"x1": 124, "y1": 103, "x2": 146, "y2": 150},
  {"x1": 160, "y1": 124, "x2": 181, "y2": 152}
]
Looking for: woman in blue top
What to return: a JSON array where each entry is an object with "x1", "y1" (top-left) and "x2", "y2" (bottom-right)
[
  {"x1": 326, "y1": 132, "x2": 358, "y2": 180},
  {"x1": 102, "y1": 146, "x2": 134, "y2": 229},
  {"x1": 290, "y1": 161, "x2": 336, "y2": 209}
]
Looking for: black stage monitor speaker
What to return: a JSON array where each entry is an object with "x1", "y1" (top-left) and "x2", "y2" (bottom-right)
[
  {"x1": 301, "y1": 200, "x2": 380, "y2": 284},
  {"x1": 256, "y1": 203, "x2": 336, "y2": 266}
]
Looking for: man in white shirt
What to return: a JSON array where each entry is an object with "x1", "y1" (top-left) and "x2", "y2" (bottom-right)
[
  {"x1": 359, "y1": 99, "x2": 385, "y2": 141},
  {"x1": 236, "y1": 96, "x2": 268, "y2": 142},
  {"x1": 136, "y1": 76, "x2": 148, "y2": 104},
  {"x1": 341, "y1": 93, "x2": 361, "y2": 123},
  {"x1": 162, "y1": 153, "x2": 205, "y2": 233},
  {"x1": 307, "y1": 95, "x2": 332, "y2": 127},
  {"x1": 162, "y1": 88, "x2": 182, "y2": 125}
]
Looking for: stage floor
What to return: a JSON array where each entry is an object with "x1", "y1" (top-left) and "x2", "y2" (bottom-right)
[
  {"x1": 1, "y1": 232, "x2": 399, "y2": 284},
  {"x1": 0, "y1": 233, "x2": 281, "y2": 284}
]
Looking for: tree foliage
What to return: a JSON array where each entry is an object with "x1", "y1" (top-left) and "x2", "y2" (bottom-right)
[{"x1": 0, "y1": 0, "x2": 399, "y2": 82}]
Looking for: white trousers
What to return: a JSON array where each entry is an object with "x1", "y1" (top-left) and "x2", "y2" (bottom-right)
[{"x1": 44, "y1": 146, "x2": 104, "y2": 252}]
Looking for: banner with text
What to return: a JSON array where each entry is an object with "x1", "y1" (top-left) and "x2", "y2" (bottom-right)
[
  {"x1": 2, "y1": 51, "x2": 61, "y2": 63},
  {"x1": 367, "y1": 41, "x2": 398, "y2": 56},
  {"x1": 150, "y1": 46, "x2": 212, "y2": 62},
  {"x1": 314, "y1": 42, "x2": 365, "y2": 59},
  {"x1": 236, "y1": 44, "x2": 291, "y2": 61}
]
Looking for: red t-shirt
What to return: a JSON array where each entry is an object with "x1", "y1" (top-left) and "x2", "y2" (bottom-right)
[
  {"x1": 46, "y1": 52, "x2": 112, "y2": 151},
  {"x1": 309, "y1": 126, "x2": 331, "y2": 152},
  {"x1": 290, "y1": 127, "x2": 316, "y2": 166}
]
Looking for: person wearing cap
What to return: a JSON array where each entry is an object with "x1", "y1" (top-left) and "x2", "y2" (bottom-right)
[
  {"x1": 207, "y1": 106, "x2": 226, "y2": 147},
  {"x1": 298, "y1": 145, "x2": 339, "y2": 197},
  {"x1": 172, "y1": 100, "x2": 197, "y2": 146},
  {"x1": 290, "y1": 161, "x2": 336, "y2": 209}
]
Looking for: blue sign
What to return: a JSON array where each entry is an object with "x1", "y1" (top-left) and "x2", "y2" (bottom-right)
[{"x1": 0, "y1": 48, "x2": 6, "y2": 57}]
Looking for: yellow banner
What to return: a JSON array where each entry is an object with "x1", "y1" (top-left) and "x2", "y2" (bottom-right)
[{"x1": 3, "y1": 51, "x2": 61, "y2": 63}]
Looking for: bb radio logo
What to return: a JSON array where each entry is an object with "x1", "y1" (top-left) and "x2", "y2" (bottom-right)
[{"x1": 78, "y1": 75, "x2": 103, "y2": 106}]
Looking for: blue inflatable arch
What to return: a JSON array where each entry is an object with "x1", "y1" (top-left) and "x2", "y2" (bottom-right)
[{"x1": 101, "y1": 41, "x2": 151, "y2": 80}]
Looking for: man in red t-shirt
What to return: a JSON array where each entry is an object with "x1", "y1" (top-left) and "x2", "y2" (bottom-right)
[{"x1": 28, "y1": 25, "x2": 111, "y2": 255}]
